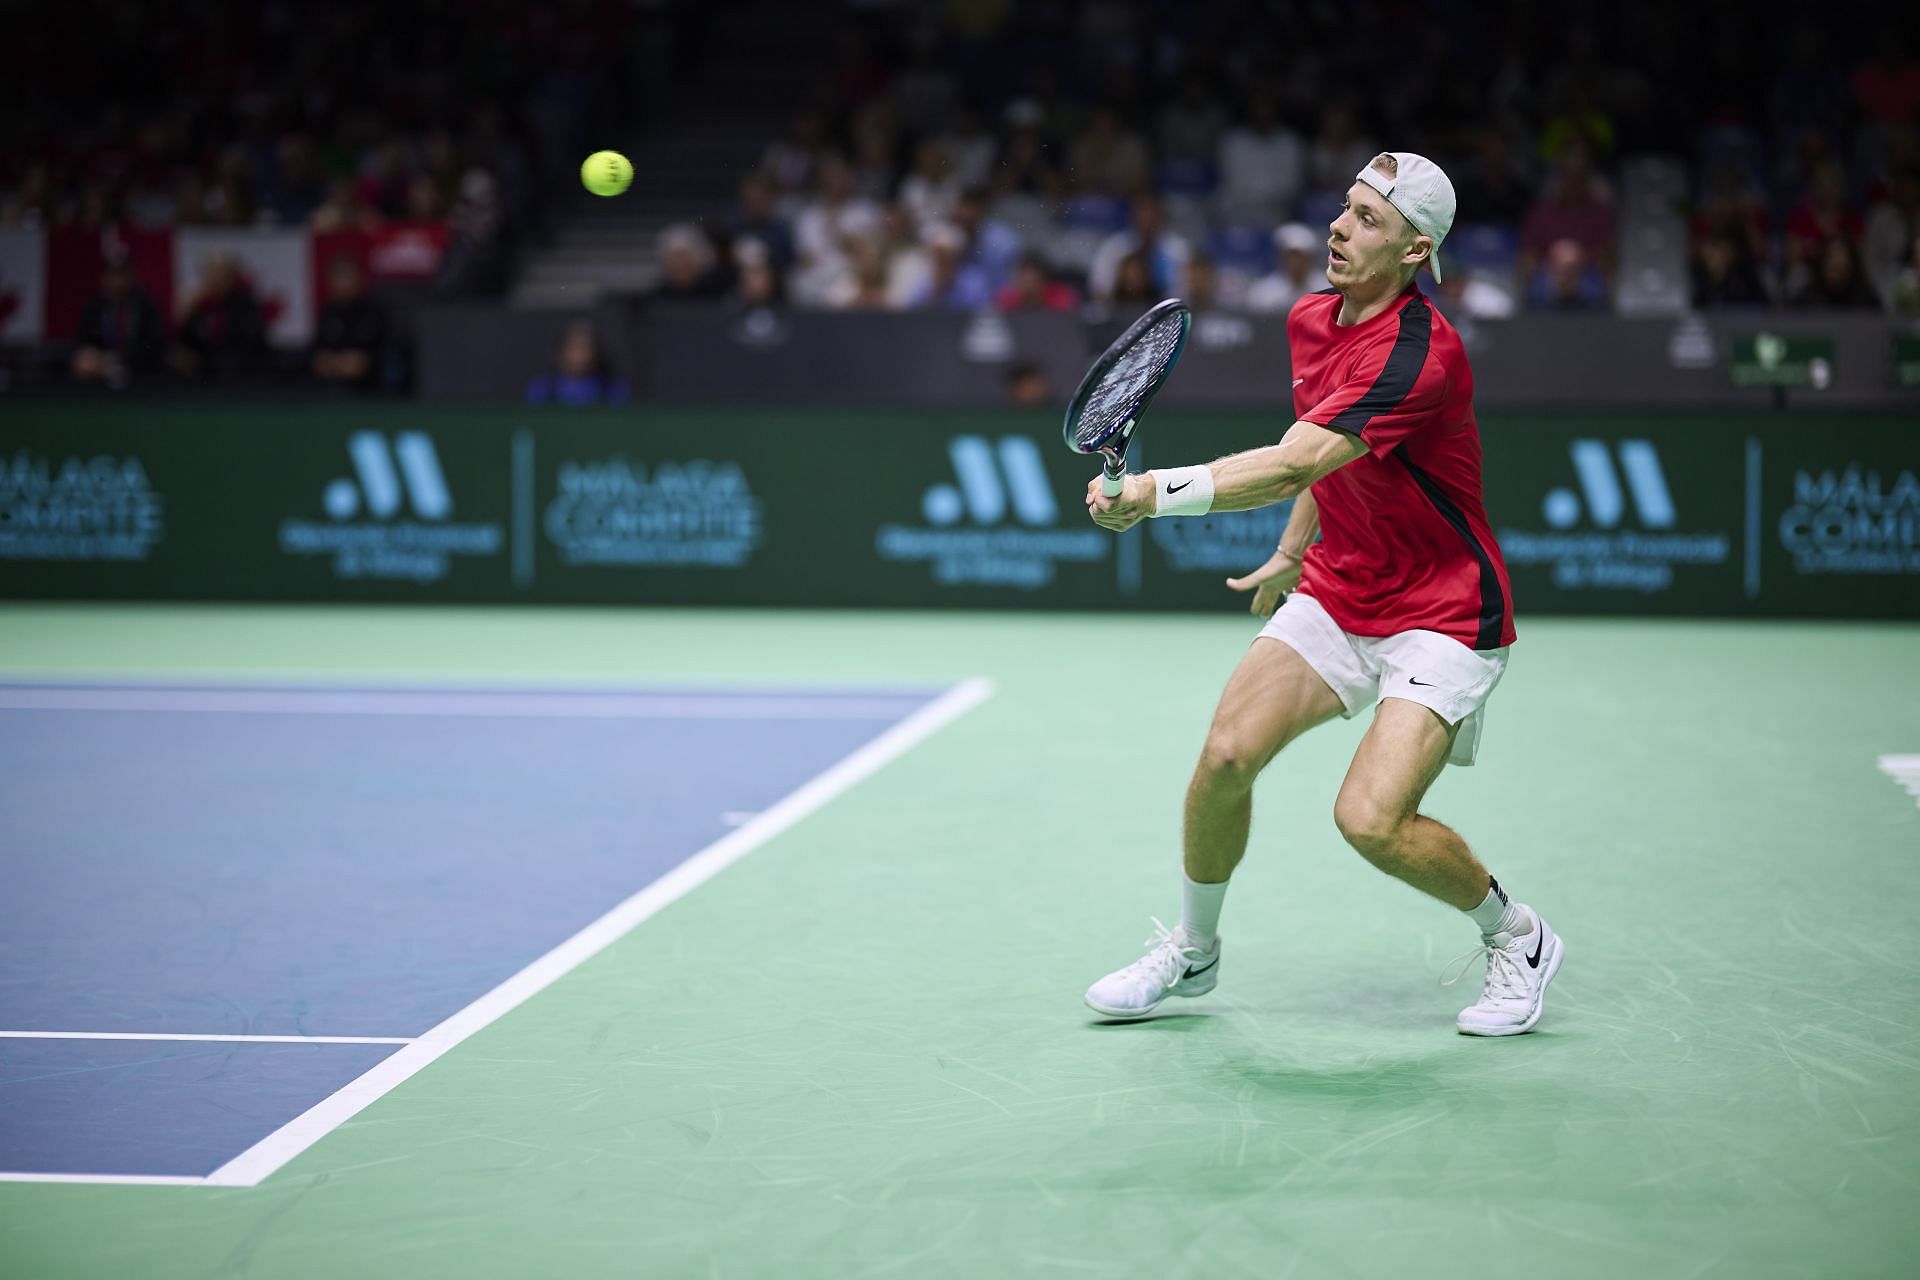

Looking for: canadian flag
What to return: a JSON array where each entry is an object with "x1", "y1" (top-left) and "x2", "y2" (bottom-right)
[
  {"x1": 43, "y1": 224, "x2": 174, "y2": 340},
  {"x1": 175, "y1": 228, "x2": 314, "y2": 346},
  {"x1": 0, "y1": 229, "x2": 44, "y2": 343}
]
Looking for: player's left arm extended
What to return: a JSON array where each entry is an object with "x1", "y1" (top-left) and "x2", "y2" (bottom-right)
[{"x1": 1086, "y1": 421, "x2": 1365, "y2": 531}]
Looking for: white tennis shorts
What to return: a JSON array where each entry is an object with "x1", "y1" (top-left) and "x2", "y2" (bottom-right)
[{"x1": 1257, "y1": 592, "x2": 1509, "y2": 767}]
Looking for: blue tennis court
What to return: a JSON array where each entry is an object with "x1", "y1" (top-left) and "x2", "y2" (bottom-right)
[{"x1": 0, "y1": 680, "x2": 987, "y2": 1184}]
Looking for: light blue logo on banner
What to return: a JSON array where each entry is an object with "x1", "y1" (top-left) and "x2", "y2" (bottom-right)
[{"x1": 879, "y1": 434, "x2": 1104, "y2": 590}]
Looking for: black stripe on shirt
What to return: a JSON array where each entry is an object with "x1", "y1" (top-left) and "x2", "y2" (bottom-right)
[
  {"x1": 1392, "y1": 444, "x2": 1507, "y2": 651},
  {"x1": 1324, "y1": 291, "x2": 1432, "y2": 439}
]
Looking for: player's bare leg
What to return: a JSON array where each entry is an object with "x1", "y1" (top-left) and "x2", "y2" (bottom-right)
[
  {"x1": 1185, "y1": 637, "x2": 1345, "y2": 884},
  {"x1": 1085, "y1": 637, "x2": 1341, "y2": 1019},
  {"x1": 1333, "y1": 697, "x2": 1565, "y2": 1035},
  {"x1": 1331, "y1": 697, "x2": 1484, "y2": 906}
]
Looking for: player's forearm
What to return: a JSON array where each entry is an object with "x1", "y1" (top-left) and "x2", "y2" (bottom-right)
[
  {"x1": 1200, "y1": 445, "x2": 1314, "y2": 512},
  {"x1": 1278, "y1": 489, "x2": 1319, "y2": 556}
]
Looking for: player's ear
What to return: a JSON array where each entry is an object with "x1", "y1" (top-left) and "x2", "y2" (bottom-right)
[{"x1": 1404, "y1": 233, "x2": 1432, "y2": 271}]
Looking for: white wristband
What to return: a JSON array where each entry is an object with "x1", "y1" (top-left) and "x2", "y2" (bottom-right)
[{"x1": 1151, "y1": 465, "x2": 1215, "y2": 517}]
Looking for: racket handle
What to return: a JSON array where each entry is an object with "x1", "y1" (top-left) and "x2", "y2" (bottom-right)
[{"x1": 1100, "y1": 466, "x2": 1125, "y2": 498}]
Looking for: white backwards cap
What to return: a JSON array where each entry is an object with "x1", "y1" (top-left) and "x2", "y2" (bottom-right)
[{"x1": 1354, "y1": 152, "x2": 1456, "y2": 283}]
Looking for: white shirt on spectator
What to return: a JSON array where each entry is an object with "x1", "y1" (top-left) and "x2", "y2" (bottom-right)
[
  {"x1": 937, "y1": 128, "x2": 997, "y2": 191},
  {"x1": 898, "y1": 173, "x2": 964, "y2": 227},
  {"x1": 791, "y1": 197, "x2": 882, "y2": 307},
  {"x1": 1864, "y1": 200, "x2": 1918, "y2": 307},
  {"x1": 1244, "y1": 268, "x2": 1316, "y2": 315},
  {"x1": 1219, "y1": 125, "x2": 1306, "y2": 222}
]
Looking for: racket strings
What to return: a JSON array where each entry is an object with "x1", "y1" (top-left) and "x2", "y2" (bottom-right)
[{"x1": 1074, "y1": 316, "x2": 1186, "y2": 449}]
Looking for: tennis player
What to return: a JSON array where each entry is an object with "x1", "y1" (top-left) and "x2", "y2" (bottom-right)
[{"x1": 1082, "y1": 153, "x2": 1562, "y2": 1036}]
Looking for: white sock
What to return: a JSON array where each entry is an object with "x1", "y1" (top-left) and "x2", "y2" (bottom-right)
[
  {"x1": 1466, "y1": 877, "x2": 1532, "y2": 939},
  {"x1": 1179, "y1": 873, "x2": 1228, "y2": 950}
]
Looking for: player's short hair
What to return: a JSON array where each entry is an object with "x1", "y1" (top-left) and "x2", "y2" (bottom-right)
[{"x1": 1369, "y1": 153, "x2": 1399, "y2": 179}]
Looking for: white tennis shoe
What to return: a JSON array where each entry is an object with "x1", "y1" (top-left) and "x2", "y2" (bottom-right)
[
  {"x1": 1446, "y1": 908, "x2": 1564, "y2": 1036},
  {"x1": 1084, "y1": 918, "x2": 1221, "y2": 1019}
]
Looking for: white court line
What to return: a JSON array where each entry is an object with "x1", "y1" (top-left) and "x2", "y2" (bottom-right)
[
  {"x1": 1878, "y1": 754, "x2": 1920, "y2": 807},
  {"x1": 182, "y1": 677, "x2": 993, "y2": 1189},
  {"x1": 0, "y1": 1173, "x2": 209, "y2": 1186},
  {"x1": 0, "y1": 687, "x2": 932, "y2": 720},
  {"x1": 0, "y1": 1032, "x2": 413, "y2": 1045}
]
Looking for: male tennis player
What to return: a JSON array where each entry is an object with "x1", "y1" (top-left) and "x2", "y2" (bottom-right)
[{"x1": 1082, "y1": 153, "x2": 1562, "y2": 1036}]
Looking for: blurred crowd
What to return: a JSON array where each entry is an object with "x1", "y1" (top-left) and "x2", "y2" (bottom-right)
[
  {"x1": 0, "y1": 0, "x2": 696, "y2": 391},
  {"x1": 0, "y1": 2, "x2": 638, "y2": 287},
  {"x1": 644, "y1": 2, "x2": 1920, "y2": 319}
]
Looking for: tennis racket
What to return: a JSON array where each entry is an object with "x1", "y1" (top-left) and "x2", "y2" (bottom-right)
[{"x1": 1062, "y1": 297, "x2": 1192, "y2": 496}]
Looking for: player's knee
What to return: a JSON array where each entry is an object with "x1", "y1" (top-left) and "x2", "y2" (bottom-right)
[
  {"x1": 1194, "y1": 733, "x2": 1261, "y2": 792},
  {"x1": 1333, "y1": 795, "x2": 1399, "y2": 860}
]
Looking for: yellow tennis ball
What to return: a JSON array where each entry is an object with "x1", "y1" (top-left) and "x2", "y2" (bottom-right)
[{"x1": 581, "y1": 150, "x2": 633, "y2": 197}]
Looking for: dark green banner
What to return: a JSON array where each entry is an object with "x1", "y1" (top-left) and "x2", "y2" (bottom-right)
[{"x1": 1, "y1": 403, "x2": 1914, "y2": 618}]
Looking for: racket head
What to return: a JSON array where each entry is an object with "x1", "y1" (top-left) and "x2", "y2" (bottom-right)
[{"x1": 1062, "y1": 298, "x2": 1192, "y2": 468}]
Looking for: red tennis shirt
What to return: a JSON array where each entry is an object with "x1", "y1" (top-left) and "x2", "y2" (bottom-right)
[{"x1": 1286, "y1": 286, "x2": 1516, "y2": 650}]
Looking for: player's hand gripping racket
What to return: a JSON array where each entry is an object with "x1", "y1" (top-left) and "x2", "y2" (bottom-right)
[{"x1": 1063, "y1": 298, "x2": 1193, "y2": 496}]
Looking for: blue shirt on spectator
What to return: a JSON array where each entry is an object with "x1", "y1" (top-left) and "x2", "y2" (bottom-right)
[{"x1": 525, "y1": 373, "x2": 631, "y2": 406}]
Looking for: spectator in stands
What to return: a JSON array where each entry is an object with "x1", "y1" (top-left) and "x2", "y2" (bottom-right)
[
  {"x1": 877, "y1": 204, "x2": 933, "y2": 309},
  {"x1": 1889, "y1": 232, "x2": 1920, "y2": 313},
  {"x1": 791, "y1": 154, "x2": 882, "y2": 307},
  {"x1": 311, "y1": 257, "x2": 392, "y2": 390},
  {"x1": 946, "y1": 187, "x2": 1021, "y2": 293},
  {"x1": 1217, "y1": 85, "x2": 1305, "y2": 226},
  {"x1": 358, "y1": 140, "x2": 414, "y2": 221},
  {"x1": 401, "y1": 174, "x2": 442, "y2": 222},
  {"x1": 1111, "y1": 250, "x2": 1157, "y2": 307},
  {"x1": 656, "y1": 224, "x2": 727, "y2": 301},
  {"x1": 1245, "y1": 223, "x2": 1322, "y2": 314},
  {"x1": 311, "y1": 178, "x2": 375, "y2": 233},
  {"x1": 1068, "y1": 105, "x2": 1150, "y2": 197},
  {"x1": 1184, "y1": 253, "x2": 1221, "y2": 311},
  {"x1": 266, "y1": 136, "x2": 329, "y2": 227},
  {"x1": 762, "y1": 111, "x2": 828, "y2": 204},
  {"x1": 849, "y1": 100, "x2": 901, "y2": 204},
  {"x1": 1791, "y1": 237, "x2": 1881, "y2": 308},
  {"x1": 2, "y1": 163, "x2": 55, "y2": 229},
  {"x1": 995, "y1": 252, "x2": 1079, "y2": 312},
  {"x1": 1306, "y1": 103, "x2": 1377, "y2": 196},
  {"x1": 1455, "y1": 131, "x2": 1534, "y2": 225},
  {"x1": 1520, "y1": 139, "x2": 1616, "y2": 296},
  {"x1": 837, "y1": 236, "x2": 897, "y2": 310},
  {"x1": 1527, "y1": 238, "x2": 1609, "y2": 310},
  {"x1": 1005, "y1": 360, "x2": 1052, "y2": 407},
  {"x1": 898, "y1": 139, "x2": 963, "y2": 227},
  {"x1": 936, "y1": 105, "x2": 997, "y2": 191},
  {"x1": 69, "y1": 257, "x2": 166, "y2": 387},
  {"x1": 1691, "y1": 232, "x2": 1771, "y2": 308},
  {"x1": 206, "y1": 147, "x2": 257, "y2": 227},
  {"x1": 1433, "y1": 264, "x2": 1520, "y2": 321},
  {"x1": 169, "y1": 253, "x2": 267, "y2": 379},
  {"x1": 1865, "y1": 169, "x2": 1920, "y2": 306},
  {"x1": 1538, "y1": 83, "x2": 1616, "y2": 166},
  {"x1": 1784, "y1": 160, "x2": 1864, "y2": 287},
  {"x1": 437, "y1": 169, "x2": 510, "y2": 298},
  {"x1": 1692, "y1": 164, "x2": 1772, "y2": 266},
  {"x1": 905, "y1": 222, "x2": 992, "y2": 310},
  {"x1": 525, "y1": 320, "x2": 628, "y2": 406},
  {"x1": 730, "y1": 238, "x2": 783, "y2": 309},
  {"x1": 1156, "y1": 72, "x2": 1230, "y2": 177},
  {"x1": 1087, "y1": 194, "x2": 1190, "y2": 302},
  {"x1": 991, "y1": 101, "x2": 1064, "y2": 199},
  {"x1": 729, "y1": 173, "x2": 795, "y2": 275}
]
